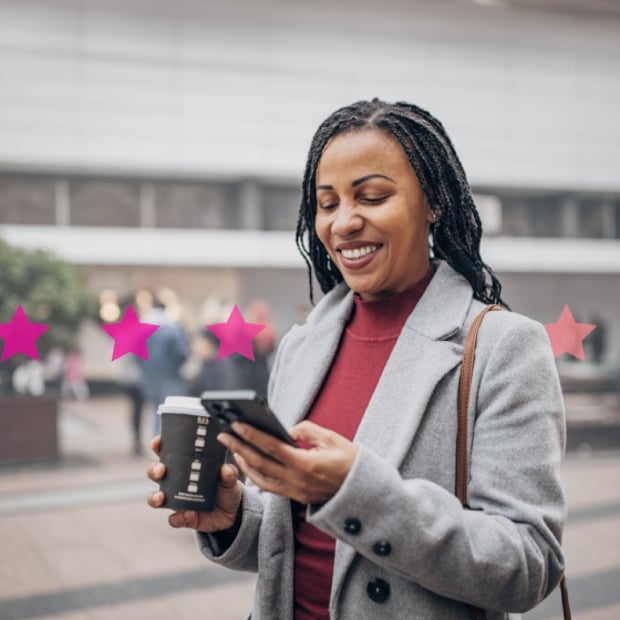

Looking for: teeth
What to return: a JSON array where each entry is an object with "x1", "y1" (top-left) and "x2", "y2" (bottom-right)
[{"x1": 341, "y1": 245, "x2": 378, "y2": 260}]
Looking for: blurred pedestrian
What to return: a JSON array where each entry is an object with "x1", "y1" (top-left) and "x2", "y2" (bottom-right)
[
  {"x1": 61, "y1": 348, "x2": 89, "y2": 401},
  {"x1": 187, "y1": 300, "x2": 277, "y2": 397},
  {"x1": 187, "y1": 328, "x2": 242, "y2": 395},
  {"x1": 44, "y1": 347, "x2": 65, "y2": 393},
  {"x1": 140, "y1": 297, "x2": 189, "y2": 435},
  {"x1": 235, "y1": 299, "x2": 277, "y2": 395},
  {"x1": 120, "y1": 354, "x2": 145, "y2": 455},
  {"x1": 588, "y1": 313, "x2": 606, "y2": 364}
]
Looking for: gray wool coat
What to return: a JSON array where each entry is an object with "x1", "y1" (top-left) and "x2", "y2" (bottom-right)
[{"x1": 196, "y1": 260, "x2": 566, "y2": 619}]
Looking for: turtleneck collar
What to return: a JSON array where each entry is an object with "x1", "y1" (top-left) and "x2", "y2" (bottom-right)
[{"x1": 347, "y1": 267, "x2": 434, "y2": 341}]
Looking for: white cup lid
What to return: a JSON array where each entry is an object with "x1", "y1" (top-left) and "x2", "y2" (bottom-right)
[{"x1": 156, "y1": 396, "x2": 206, "y2": 416}]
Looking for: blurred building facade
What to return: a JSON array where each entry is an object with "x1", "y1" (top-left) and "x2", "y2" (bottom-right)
[{"x1": 0, "y1": 0, "x2": 619, "y2": 380}]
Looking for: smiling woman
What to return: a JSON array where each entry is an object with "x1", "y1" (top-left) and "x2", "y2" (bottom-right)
[
  {"x1": 314, "y1": 130, "x2": 434, "y2": 301},
  {"x1": 147, "y1": 99, "x2": 567, "y2": 620}
]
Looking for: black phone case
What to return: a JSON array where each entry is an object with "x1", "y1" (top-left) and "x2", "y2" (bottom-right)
[{"x1": 200, "y1": 390, "x2": 296, "y2": 447}]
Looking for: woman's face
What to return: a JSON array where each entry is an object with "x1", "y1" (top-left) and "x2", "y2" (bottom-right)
[{"x1": 315, "y1": 129, "x2": 433, "y2": 301}]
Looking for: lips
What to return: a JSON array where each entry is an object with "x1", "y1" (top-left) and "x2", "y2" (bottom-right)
[{"x1": 336, "y1": 243, "x2": 383, "y2": 270}]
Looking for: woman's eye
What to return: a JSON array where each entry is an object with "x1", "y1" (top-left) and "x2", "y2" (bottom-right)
[
  {"x1": 360, "y1": 196, "x2": 387, "y2": 204},
  {"x1": 318, "y1": 203, "x2": 337, "y2": 210}
]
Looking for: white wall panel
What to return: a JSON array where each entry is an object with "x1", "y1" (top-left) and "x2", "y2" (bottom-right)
[{"x1": 0, "y1": 0, "x2": 618, "y2": 190}]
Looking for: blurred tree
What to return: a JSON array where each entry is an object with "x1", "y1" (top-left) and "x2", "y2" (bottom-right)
[{"x1": 0, "y1": 238, "x2": 97, "y2": 394}]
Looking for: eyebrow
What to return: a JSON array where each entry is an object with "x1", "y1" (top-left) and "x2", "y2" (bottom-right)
[{"x1": 316, "y1": 173, "x2": 396, "y2": 191}]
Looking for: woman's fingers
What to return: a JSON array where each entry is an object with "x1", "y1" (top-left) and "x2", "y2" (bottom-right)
[
  {"x1": 168, "y1": 510, "x2": 198, "y2": 529},
  {"x1": 151, "y1": 435, "x2": 161, "y2": 456},
  {"x1": 219, "y1": 463, "x2": 239, "y2": 487},
  {"x1": 234, "y1": 454, "x2": 285, "y2": 494},
  {"x1": 146, "y1": 460, "x2": 166, "y2": 507},
  {"x1": 147, "y1": 490, "x2": 165, "y2": 508},
  {"x1": 217, "y1": 422, "x2": 356, "y2": 504},
  {"x1": 288, "y1": 420, "x2": 335, "y2": 446},
  {"x1": 229, "y1": 422, "x2": 297, "y2": 462},
  {"x1": 218, "y1": 429, "x2": 288, "y2": 480},
  {"x1": 146, "y1": 461, "x2": 165, "y2": 482}
]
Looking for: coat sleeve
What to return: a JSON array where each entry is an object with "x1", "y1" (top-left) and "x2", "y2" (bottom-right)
[
  {"x1": 306, "y1": 316, "x2": 566, "y2": 613},
  {"x1": 194, "y1": 484, "x2": 264, "y2": 572}
]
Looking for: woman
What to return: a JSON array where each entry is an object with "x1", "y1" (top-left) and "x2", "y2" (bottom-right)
[{"x1": 147, "y1": 99, "x2": 566, "y2": 619}]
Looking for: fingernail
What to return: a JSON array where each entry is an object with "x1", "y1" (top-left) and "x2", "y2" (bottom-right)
[{"x1": 217, "y1": 433, "x2": 228, "y2": 445}]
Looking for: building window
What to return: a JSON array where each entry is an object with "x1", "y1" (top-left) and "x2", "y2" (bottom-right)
[
  {"x1": 530, "y1": 197, "x2": 564, "y2": 237},
  {"x1": 495, "y1": 194, "x2": 564, "y2": 237},
  {"x1": 578, "y1": 200, "x2": 604, "y2": 239},
  {"x1": 0, "y1": 177, "x2": 55, "y2": 225},
  {"x1": 154, "y1": 182, "x2": 238, "y2": 229},
  {"x1": 500, "y1": 198, "x2": 533, "y2": 236},
  {"x1": 70, "y1": 180, "x2": 140, "y2": 227},
  {"x1": 263, "y1": 185, "x2": 301, "y2": 231}
]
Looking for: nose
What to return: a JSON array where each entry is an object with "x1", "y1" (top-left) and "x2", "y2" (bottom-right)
[{"x1": 332, "y1": 203, "x2": 363, "y2": 237}]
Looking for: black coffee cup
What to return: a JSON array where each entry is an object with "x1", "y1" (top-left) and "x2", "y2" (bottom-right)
[{"x1": 157, "y1": 396, "x2": 228, "y2": 512}]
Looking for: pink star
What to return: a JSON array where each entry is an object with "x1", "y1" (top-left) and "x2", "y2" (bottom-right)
[
  {"x1": 207, "y1": 304, "x2": 266, "y2": 361},
  {"x1": 101, "y1": 305, "x2": 160, "y2": 361},
  {"x1": 0, "y1": 305, "x2": 50, "y2": 361},
  {"x1": 544, "y1": 305, "x2": 596, "y2": 361}
]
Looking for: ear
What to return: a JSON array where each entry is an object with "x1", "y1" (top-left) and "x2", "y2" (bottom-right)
[{"x1": 425, "y1": 203, "x2": 439, "y2": 224}]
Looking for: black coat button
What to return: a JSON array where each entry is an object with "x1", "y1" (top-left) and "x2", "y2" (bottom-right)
[
  {"x1": 367, "y1": 578, "x2": 390, "y2": 603},
  {"x1": 372, "y1": 540, "x2": 392, "y2": 556},
  {"x1": 343, "y1": 517, "x2": 362, "y2": 535}
]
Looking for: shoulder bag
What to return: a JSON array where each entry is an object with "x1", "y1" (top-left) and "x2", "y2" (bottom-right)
[{"x1": 457, "y1": 304, "x2": 572, "y2": 620}]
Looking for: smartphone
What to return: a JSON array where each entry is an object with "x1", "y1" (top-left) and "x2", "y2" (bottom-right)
[{"x1": 200, "y1": 390, "x2": 296, "y2": 447}]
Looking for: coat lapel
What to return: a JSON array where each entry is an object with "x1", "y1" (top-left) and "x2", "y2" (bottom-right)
[
  {"x1": 352, "y1": 261, "x2": 473, "y2": 465},
  {"x1": 269, "y1": 282, "x2": 354, "y2": 429},
  {"x1": 353, "y1": 332, "x2": 464, "y2": 465}
]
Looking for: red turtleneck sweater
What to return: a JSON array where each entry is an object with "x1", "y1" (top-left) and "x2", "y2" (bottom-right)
[{"x1": 292, "y1": 268, "x2": 433, "y2": 619}]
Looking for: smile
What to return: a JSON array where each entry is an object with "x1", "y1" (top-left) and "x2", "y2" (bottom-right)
[{"x1": 338, "y1": 244, "x2": 382, "y2": 260}]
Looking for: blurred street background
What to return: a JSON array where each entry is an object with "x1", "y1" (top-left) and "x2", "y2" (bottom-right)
[{"x1": 1, "y1": 0, "x2": 619, "y2": 618}]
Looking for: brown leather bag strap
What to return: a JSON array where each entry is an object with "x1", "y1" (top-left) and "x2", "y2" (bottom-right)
[
  {"x1": 456, "y1": 304, "x2": 571, "y2": 620},
  {"x1": 457, "y1": 304, "x2": 503, "y2": 620},
  {"x1": 560, "y1": 575, "x2": 572, "y2": 620},
  {"x1": 456, "y1": 304, "x2": 503, "y2": 504}
]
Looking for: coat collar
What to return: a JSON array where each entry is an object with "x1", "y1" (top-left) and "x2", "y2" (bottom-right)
[{"x1": 403, "y1": 259, "x2": 474, "y2": 341}]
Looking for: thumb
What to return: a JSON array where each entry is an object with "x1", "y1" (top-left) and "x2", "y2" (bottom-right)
[{"x1": 219, "y1": 463, "x2": 239, "y2": 488}]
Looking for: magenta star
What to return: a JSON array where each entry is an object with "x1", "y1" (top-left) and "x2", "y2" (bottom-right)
[
  {"x1": 207, "y1": 304, "x2": 266, "y2": 361},
  {"x1": 544, "y1": 305, "x2": 596, "y2": 361},
  {"x1": 101, "y1": 305, "x2": 160, "y2": 361},
  {"x1": 0, "y1": 305, "x2": 50, "y2": 361}
]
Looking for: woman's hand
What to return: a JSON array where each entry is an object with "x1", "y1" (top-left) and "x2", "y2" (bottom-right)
[
  {"x1": 146, "y1": 436, "x2": 242, "y2": 533},
  {"x1": 217, "y1": 420, "x2": 358, "y2": 505}
]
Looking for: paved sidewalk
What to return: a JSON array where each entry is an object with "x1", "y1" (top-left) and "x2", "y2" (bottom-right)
[
  {"x1": 0, "y1": 396, "x2": 256, "y2": 620},
  {"x1": 0, "y1": 395, "x2": 619, "y2": 619}
]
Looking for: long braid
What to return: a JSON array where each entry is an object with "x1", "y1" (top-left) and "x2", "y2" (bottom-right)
[{"x1": 295, "y1": 99, "x2": 507, "y2": 307}]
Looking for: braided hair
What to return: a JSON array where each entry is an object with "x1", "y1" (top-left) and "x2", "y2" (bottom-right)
[{"x1": 295, "y1": 98, "x2": 507, "y2": 307}]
